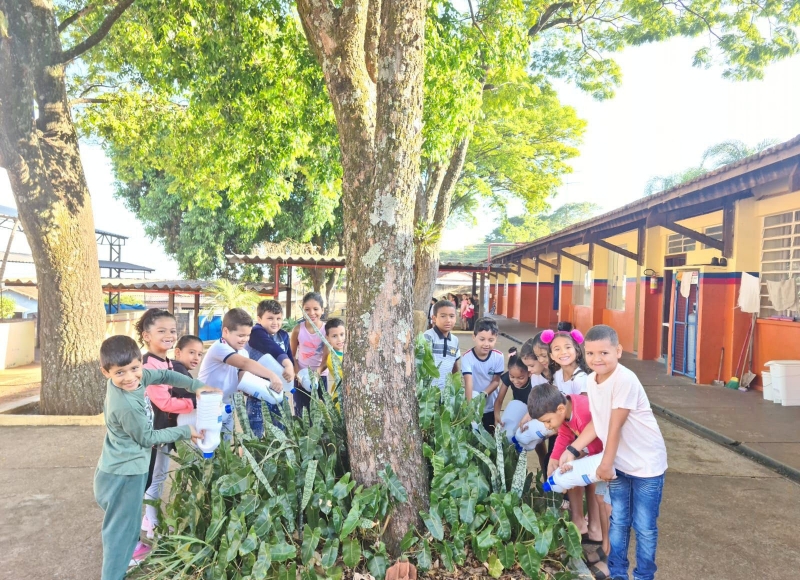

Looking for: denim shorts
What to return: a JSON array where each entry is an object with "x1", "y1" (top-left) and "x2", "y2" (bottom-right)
[{"x1": 595, "y1": 480, "x2": 612, "y2": 505}]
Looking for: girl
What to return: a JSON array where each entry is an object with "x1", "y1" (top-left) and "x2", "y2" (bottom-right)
[
  {"x1": 172, "y1": 335, "x2": 204, "y2": 377},
  {"x1": 463, "y1": 297, "x2": 475, "y2": 331},
  {"x1": 516, "y1": 337, "x2": 554, "y2": 473},
  {"x1": 290, "y1": 292, "x2": 328, "y2": 416},
  {"x1": 135, "y1": 309, "x2": 196, "y2": 544},
  {"x1": 540, "y1": 327, "x2": 601, "y2": 547}
]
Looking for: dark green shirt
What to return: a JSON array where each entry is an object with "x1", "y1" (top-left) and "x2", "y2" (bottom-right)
[{"x1": 97, "y1": 369, "x2": 205, "y2": 475}]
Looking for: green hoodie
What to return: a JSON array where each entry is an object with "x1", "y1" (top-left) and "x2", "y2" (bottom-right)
[{"x1": 97, "y1": 368, "x2": 206, "y2": 475}]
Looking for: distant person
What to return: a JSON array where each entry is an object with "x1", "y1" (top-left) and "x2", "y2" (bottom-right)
[
  {"x1": 94, "y1": 335, "x2": 219, "y2": 578},
  {"x1": 563, "y1": 325, "x2": 668, "y2": 580},
  {"x1": 198, "y1": 308, "x2": 283, "y2": 435},
  {"x1": 428, "y1": 297, "x2": 436, "y2": 329},
  {"x1": 324, "y1": 318, "x2": 346, "y2": 400},
  {"x1": 463, "y1": 296, "x2": 475, "y2": 331},
  {"x1": 245, "y1": 299, "x2": 295, "y2": 437},
  {"x1": 461, "y1": 317, "x2": 504, "y2": 434},
  {"x1": 460, "y1": 294, "x2": 469, "y2": 330},
  {"x1": 422, "y1": 299, "x2": 461, "y2": 391},
  {"x1": 290, "y1": 292, "x2": 329, "y2": 416}
]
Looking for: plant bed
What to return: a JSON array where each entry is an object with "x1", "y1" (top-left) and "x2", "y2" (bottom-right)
[{"x1": 136, "y1": 338, "x2": 583, "y2": 580}]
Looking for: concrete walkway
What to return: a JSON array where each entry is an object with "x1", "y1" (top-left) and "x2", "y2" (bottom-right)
[{"x1": 489, "y1": 315, "x2": 800, "y2": 482}]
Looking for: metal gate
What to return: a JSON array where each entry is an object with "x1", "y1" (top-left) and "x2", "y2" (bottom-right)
[{"x1": 672, "y1": 276, "x2": 698, "y2": 379}]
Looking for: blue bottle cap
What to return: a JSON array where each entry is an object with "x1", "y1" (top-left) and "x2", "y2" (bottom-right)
[
  {"x1": 224, "y1": 404, "x2": 232, "y2": 413},
  {"x1": 542, "y1": 480, "x2": 552, "y2": 492},
  {"x1": 203, "y1": 452, "x2": 214, "y2": 459}
]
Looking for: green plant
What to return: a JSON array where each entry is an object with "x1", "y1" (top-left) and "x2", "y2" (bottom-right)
[
  {"x1": 0, "y1": 295, "x2": 16, "y2": 319},
  {"x1": 140, "y1": 337, "x2": 581, "y2": 579},
  {"x1": 201, "y1": 279, "x2": 262, "y2": 323}
]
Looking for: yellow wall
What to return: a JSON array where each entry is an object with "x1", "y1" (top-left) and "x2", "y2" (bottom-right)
[
  {"x1": 106, "y1": 312, "x2": 141, "y2": 342},
  {"x1": 520, "y1": 258, "x2": 538, "y2": 283},
  {"x1": 0, "y1": 320, "x2": 36, "y2": 370}
]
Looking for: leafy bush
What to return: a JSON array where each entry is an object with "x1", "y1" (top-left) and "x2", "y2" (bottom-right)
[{"x1": 139, "y1": 337, "x2": 581, "y2": 579}]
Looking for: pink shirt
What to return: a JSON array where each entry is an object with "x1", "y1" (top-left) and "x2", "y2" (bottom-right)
[
  {"x1": 296, "y1": 322, "x2": 325, "y2": 371},
  {"x1": 143, "y1": 353, "x2": 194, "y2": 414},
  {"x1": 551, "y1": 394, "x2": 603, "y2": 460}
]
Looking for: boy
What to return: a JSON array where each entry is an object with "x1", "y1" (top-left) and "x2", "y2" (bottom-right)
[
  {"x1": 324, "y1": 318, "x2": 345, "y2": 389},
  {"x1": 198, "y1": 308, "x2": 283, "y2": 434},
  {"x1": 422, "y1": 299, "x2": 461, "y2": 390},
  {"x1": 461, "y1": 317, "x2": 504, "y2": 434},
  {"x1": 560, "y1": 324, "x2": 668, "y2": 580},
  {"x1": 94, "y1": 335, "x2": 219, "y2": 580},
  {"x1": 245, "y1": 300, "x2": 295, "y2": 436}
]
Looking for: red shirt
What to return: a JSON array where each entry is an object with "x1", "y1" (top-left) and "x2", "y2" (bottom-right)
[{"x1": 551, "y1": 394, "x2": 604, "y2": 459}]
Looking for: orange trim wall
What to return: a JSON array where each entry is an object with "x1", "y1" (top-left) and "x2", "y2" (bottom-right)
[
  {"x1": 520, "y1": 283, "x2": 537, "y2": 324},
  {"x1": 637, "y1": 277, "x2": 662, "y2": 360},
  {"x1": 537, "y1": 283, "x2": 554, "y2": 330},
  {"x1": 508, "y1": 282, "x2": 521, "y2": 321},
  {"x1": 560, "y1": 282, "x2": 573, "y2": 326},
  {"x1": 602, "y1": 279, "x2": 638, "y2": 353},
  {"x1": 592, "y1": 281, "x2": 607, "y2": 326},
  {"x1": 754, "y1": 319, "x2": 800, "y2": 388}
]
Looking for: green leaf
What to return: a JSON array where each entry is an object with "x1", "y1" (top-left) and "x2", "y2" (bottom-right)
[
  {"x1": 443, "y1": 498, "x2": 460, "y2": 526},
  {"x1": 560, "y1": 522, "x2": 583, "y2": 561},
  {"x1": 511, "y1": 451, "x2": 528, "y2": 497},
  {"x1": 518, "y1": 542, "x2": 543, "y2": 578},
  {"x1": 399, "y1": 529, "x2": 419, "y2": 553},
  {"x1": 217, "y1": 472, "x2": 251, "y2": 496},
  {"x1": 339, "y1": 498, "x2": 362, "y2": 539},
  {"x1": 420, "y1": 505, "x2": 445, "y2": 541},
  {"x1": 535, "y1": 526, "x2": 554, "y2": 556},
  {"x1": 239, "y1": 526, "x2": 258, "y2": 556},
  {"x1": 513, "y1": 504, "x2": 540, "y2": 536},
  {"x1": 225, "y1": 514, "x2": 244, "y2": 562},
  {"x1": 253, "y1": 505, "x2": 272, "y2": 538},
  {"x1": 459, "y1": 485, "x2": 477, "y2": 525},
  {"x1": 332, "y1": 473, "x2": 353, "y2": 500},
  {"x1": 378, "y1": 465, "x2": 408, "y2": 503},
  {"x1": 434, "y1": 410, "x2": 452, "y2": 450},
  {"x1": 494, "y1": 427, "x2": 506, "y2": 492},
  {"x1": 270, "y1": 540, "x2": 297, "y2": 562},
  {"x1": 497, "y1": 542, "x2": 515, "y2": 569},
  {"x1": 487, "y1": 554, "x2": 504, "y2": 578},
  {"x1": 368, "y1": 552, "x2": 388, "y2": 579},
  {"x1": 491, "y1": 503, "x2": 512, "y2": 541},
  {"x1": 302, "y1": 460, "x2": 318, "y2": 511},
  {"x1": 252, "y1": 541, "x2": 272, "y2": 576},
  {"x1": 476, "y1": 524, "x2": 497, "y2": 549},
  {"x1": 206, "y1": 514, "x2": 228, "y2": 543},
  {"x1": 321, "y1": 538, "x2": 340, "y2": 568},
  {"x1": 301, "y1": 525, "x2": 322, "y2": 565},
  {"x1": 416, "y1": 539, "x2": 432, "y2": 571},
  {"x1": 342, "y1": 538, "x2": 361, "y2": 568},
  {"x1": 440, "y1": 540, "x2": 455, "y2": 571},
  {"x1": 278, "y1": 562, "x2": 297, "y2": 580}
]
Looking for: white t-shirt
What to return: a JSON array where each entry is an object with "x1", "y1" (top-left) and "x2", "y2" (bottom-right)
[
  {"x1": 198, "y1": 340, "x2": 248, "y2": 401},
  {"x1": 461, "y1": 349, "x2": 505, "y2": 413},
  {"x1": 587, "y1": 364, "x2": 668, "y2": 478},
  {"x1": 554, "y1": 368, "x2": 587, "y2": 395},
  {"x1": 530, "y1": 373, "x2": 549, "y2": 388}
]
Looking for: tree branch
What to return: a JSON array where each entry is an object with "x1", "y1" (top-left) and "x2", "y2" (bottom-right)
[
  {"x1": 69, "y1": 97, "x2": 110, "y2": 106},
  {"x1": 58, "y1": 1, "x2": 111, "y2": 33},
  {"x1": 433, "y1": 137, "x2": 470, "y2": 226},
  {"x1": 364, "y1": 0, "x2": 381, "y2": 84},
  {"x1": 529, "y1": 2, "x2": 573, "y2": 37},
  {"x1": 57, "y1": 0, "x2": 135, "y2": 64},
  {"x1": 296, "y1": 0, "x2": 339, "y2": 60}
]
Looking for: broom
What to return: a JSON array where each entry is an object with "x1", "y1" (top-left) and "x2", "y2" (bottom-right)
[
  {"x1": 740, "y1": 314, "x2": 757, "y2": 389},
  {"x1": 726, "y1": 320, "x2": 752, "y2": 390}
]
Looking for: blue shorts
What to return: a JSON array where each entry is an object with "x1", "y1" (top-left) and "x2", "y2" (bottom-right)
[{"x1": 595, "y1": 480, "x2": 612, "y2": 505}]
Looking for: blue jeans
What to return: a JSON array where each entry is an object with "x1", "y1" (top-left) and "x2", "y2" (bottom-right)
[
  {"x1": 608, "y1": 470, "x2": 665, "y2": 580},
  {"x1": 246, "y1": 396, "x2": 282, "y2": 438}
]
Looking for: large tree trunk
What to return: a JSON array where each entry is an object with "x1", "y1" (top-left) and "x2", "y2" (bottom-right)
[
  {"x1": 411, "y1": 137, "x2": 470, "y2": 334},
  {"x1": 297, "y1": 0, "x2": 429, "y2": 553},
  {"x1": 0, "y1": 2, "x2": 110, "y2": 414}
]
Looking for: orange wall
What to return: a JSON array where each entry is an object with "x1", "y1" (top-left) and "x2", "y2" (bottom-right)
[
  {"x1": 637, "y1": 277, "x2": 662, "y2": 360},
  {"x1": 538, "y1": 283, "x2": 554, "y2": 329},
  {"x1": 500, "y1": 284, "x2": 508, "y2": 317},
  {"x1": 520, "y1": 283, "x2": 537, "y2": 324},
  {"x1": 573, "y1": 306, "x2": 593, "y2": 336},
  {"x1": 602, "y1": 279, "x2": 638, "y2": 353},
  {"x1": 754, "y1": 320, "x2": 800, "y2": 388},
  {"x1": 560, "y1": 282, "x2": 573, "y2": 325},
  {"x1": 592, "y1": 281, "x2": 607, "y2": 326},
  {"x1": 508, "y1": 283, "x2": 520, "y2": 321}
]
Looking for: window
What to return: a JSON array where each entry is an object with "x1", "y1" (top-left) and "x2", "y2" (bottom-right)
[
  {"x1": 759, "y1": 211, "x2": 800, "y2": 318},
  {"x1": 667, "y1": 233, "x2": 695, "y2": 254},
  {"x1": 703, "y1": 225, "x2": 723, "y2": 249},
  {"x1": 572, "y1": 254, "x2": 592, "y2": 306},
  {"x1": 607, "y1": 248, "x2": 626, "y2": 311}
]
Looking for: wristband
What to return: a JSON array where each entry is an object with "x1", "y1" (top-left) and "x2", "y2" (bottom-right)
[{"x1": 566, "y1": 445, "x2": 580, "y2": 458}]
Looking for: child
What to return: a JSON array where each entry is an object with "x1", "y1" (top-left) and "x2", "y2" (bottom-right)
[
  {"x1": 422, "y1": 299, "x2": 461, "y2": 390},
  {"x1": 173, "y1": 335, "x2": 204, "y2": 377},
  {"x1": 494, "y1": 355, "x2": 533, "y2": 427},
  {"x1": 290, "y1": 292, "x2": 328, "y2": 416},
  {"x1": 94, "y1": 335, "x2": 218, "y2": 580},
  {"x1": 428, "y1": 297, "x2": 437, "y2": 329},
  {"x1": 324, "y1": 318, "x2": 345, "y2": 397},
  {"x1": 529, "y1": 383, "x2": 606, "y2": 561},
  {"x1": 517, "y1": 335, "x2": 556, "y2": 472},
  {"x1": 245, "y1": 299, "x2": 295, "y2": 437},
  {"x1": 198, "y1": 308, "x2": 283, "y2": 434},
  {"x1": 541, "y1": 328, "x2": 591, "y2": 395},
  {"x1": 135, "y1": 309, "x2": 196, "y2": 541},
  {"x1": 463, "y1": 297, "x2": 475, "y2": 331},
  {"x1": 562, "y1": 324, "x2": 668, "y2": 580},
  {"x1": 461, "y1": 317, "x2": 504, "y2": 434},
  {"x1": 460, "y1": 294, "x2": 469, "y2": 330}
]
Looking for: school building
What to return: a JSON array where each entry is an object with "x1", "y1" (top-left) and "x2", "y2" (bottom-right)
[{"x1": 489, "y1": 135, "x2": 800, "y2": 388}]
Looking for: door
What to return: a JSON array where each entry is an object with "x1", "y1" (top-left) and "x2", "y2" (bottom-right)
[
  {"x1": 661, "y1": 255, "x2": 686, "y2": 362},
  {"x1": 672, "y1": 273, "x2": 698, "y2": 379}
]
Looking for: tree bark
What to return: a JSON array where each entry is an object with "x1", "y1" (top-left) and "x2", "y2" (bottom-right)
[
  {"x1": 411, "y1": 137, "x2": 470, "y2": 334},
  {"x1": 296, "y1": 0, "x2": 429, "y2": 553},
  {"x1": 0, "y1": 2, "x2": 110, "y2": 414}
]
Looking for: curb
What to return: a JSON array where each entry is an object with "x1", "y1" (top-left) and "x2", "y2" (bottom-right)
[
  {"x1": 0, "y1": 414, "x2": 105, "y2": 426},
  {"x1": 650, "y1": 404, "x2": 800, "y2": 485},
  {"x1": 499, "y1": 328, "x2": 800, "y2": 485}
]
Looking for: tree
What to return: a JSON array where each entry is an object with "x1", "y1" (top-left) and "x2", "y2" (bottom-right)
[
  {"x1": 484, "y1": 202, "x2": 601, "y2": 244},
  {"x1": 0, "y1": 1, "x2": 135, "y2": 414},
  {"x1": 0, "y1": 295, "x2": 15, "y2": 319},
  {"x1": 644, "y1": 138, "x2": 781, "y2": 195},
  {"x1": 201, "y1": 279, "x2": 262, "y2": 320}
]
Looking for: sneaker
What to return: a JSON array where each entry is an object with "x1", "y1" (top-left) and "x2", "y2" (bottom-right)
[
  {"x1": 128, "y1": 541, "x2": 151, "y2": 567},
  {"x1": 141, "y1": 515, "x2": 156, "y2": 539}
]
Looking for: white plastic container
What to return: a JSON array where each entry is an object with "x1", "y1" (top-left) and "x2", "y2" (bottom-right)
[
  {"x1": 513, "y1": 419, "x2": 555, "y2": 452},
  {"x1": 761, "y1": 370, "x2": 773, "y2": 401},
  {"x1": 195, "y1": 393, "x2": 224, "y2": 458},
  {"x1": 499, "y1": 401, "x2": 528, "y2": 442},
  {"x1": 542, "y1": 452, "x2": 609, "y2": 493},
  {"x1": 256, "y1": 353, "x2": 295, "y2": 393},
  {"x1": 297, "y1": 368, "x2": 313, "y2": 392},
  {"x1": 766, "y1": 361, "x2": 800, "y2": 407},
  {"x1": 238, "y1": 372, "x2": 283, "y2": 405},
  {"x1": 198, "y1": 429, "x2": 221, "y2": 458},
  {"x1": 177, "y1": 403, "x2": 231, "y2": 430}
]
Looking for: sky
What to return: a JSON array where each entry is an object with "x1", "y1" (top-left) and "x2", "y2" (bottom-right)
[{"x1": 1, "y1": 35, "x2": 799, "y2": 273}]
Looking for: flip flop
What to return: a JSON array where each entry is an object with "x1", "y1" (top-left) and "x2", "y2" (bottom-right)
[
  {"x1": 584, "y1": 545, "x2": 607, "y2": 565},
  {"x1": 581, "y1": 533, "x2": 603, "y2": 545},
  {"x1": 589, "y1": 562, "x2": 611, "y2": 579}
]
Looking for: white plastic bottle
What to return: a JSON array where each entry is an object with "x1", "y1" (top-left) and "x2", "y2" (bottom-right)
[
  {"x1": 257, "y1": 353, "x2": 296, "y2": 394},
  {"x1": 512, "y1": 419, "x2": 555, "y2": 452},
  {"x1": 500, "y1": 400, "x2": 529, "y2": 443},
  {"x1": 238, "y1": 372, "x2": 283, "y2": 405},
  {"x1": 177, "y1": 403, "x2": 231, "y2": 430},
  {"x1": 542, "y1": 452, "x2": 610, "y2": 493},
  {"x1": 297, "y1": 368, "x2": 312, "y2": 392},
  {"x1": 195, "y1": 393, "x2": 224, "y2": 458}
]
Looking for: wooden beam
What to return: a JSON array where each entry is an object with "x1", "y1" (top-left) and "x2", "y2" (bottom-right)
[
  {"x1": 594, "y1": 239, "x2": 639, "y2": 262},
  {"x1": 588, "y1": 244, "x2": 595, "y2": 270},
  {"x1": 472, "y1": 272, "x2": 477, "y2": 296},
  {"x1": 556, "y1": 253, "x2": 562, "y2": 272},
  {"x1": 662, "y1": 219, "x2": 723, "y2": 252},
  {"x1": 519, "y1": 262, "x2": 537, "y2": 274},
  {"x1": 285, "y1": 267, "x2": 293, "y2": 319},
  {"x1": 536, "y1": 256, "x2": 559, "y2": 270},
  {"x1": 167, "y1": 292, "x2": 175, "y2": 313},
  {"x1": 559, "y1": 250, "x2": 589, "y2": 267},
  {"x1": 636, "y1": 225, "x2": 646, "y2": 267},
  {"x1": 479, "y1": 272, "x2": 486, "y2": 319},
  {"x1": 722, "y1": 200, "x2": 735, "y2": 259},
  {"x1": 193, "y1": 293, "x2": 200, "y2": 335},
  {"x1": 273, "y1": 264, "x2": 280, "y2": 298}
]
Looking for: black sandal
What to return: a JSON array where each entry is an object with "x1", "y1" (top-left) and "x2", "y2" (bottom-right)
[
  {"x1": 585, "y1": 545, "x2": 607, "y2": 565},
  {"x1": 590, "y1": 562, "x2": 611, "y2": 580},
  {"x1": 581, "y1": 533, "x2": 603, "y2": 545}
]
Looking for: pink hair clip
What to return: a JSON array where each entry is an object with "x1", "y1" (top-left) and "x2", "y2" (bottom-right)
[
  {"x1": 541, "y1": 328, "x2": 584, "y2": 345},
  {"x1": 570, "y1": 329, "x2": 585, "y2": 344},
  {"x1": 541, "y1": 329, "x2": 555, "y2": 344}
]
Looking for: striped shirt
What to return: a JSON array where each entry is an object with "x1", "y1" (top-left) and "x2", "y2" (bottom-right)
[{"x1": 422, "y1": 327, "x2": 461, "y2": 390}]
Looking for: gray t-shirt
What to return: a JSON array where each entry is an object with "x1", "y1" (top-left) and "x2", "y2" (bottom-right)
[{"x1": 422, "y1": 327, "x2": 461, "y2": 390}]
